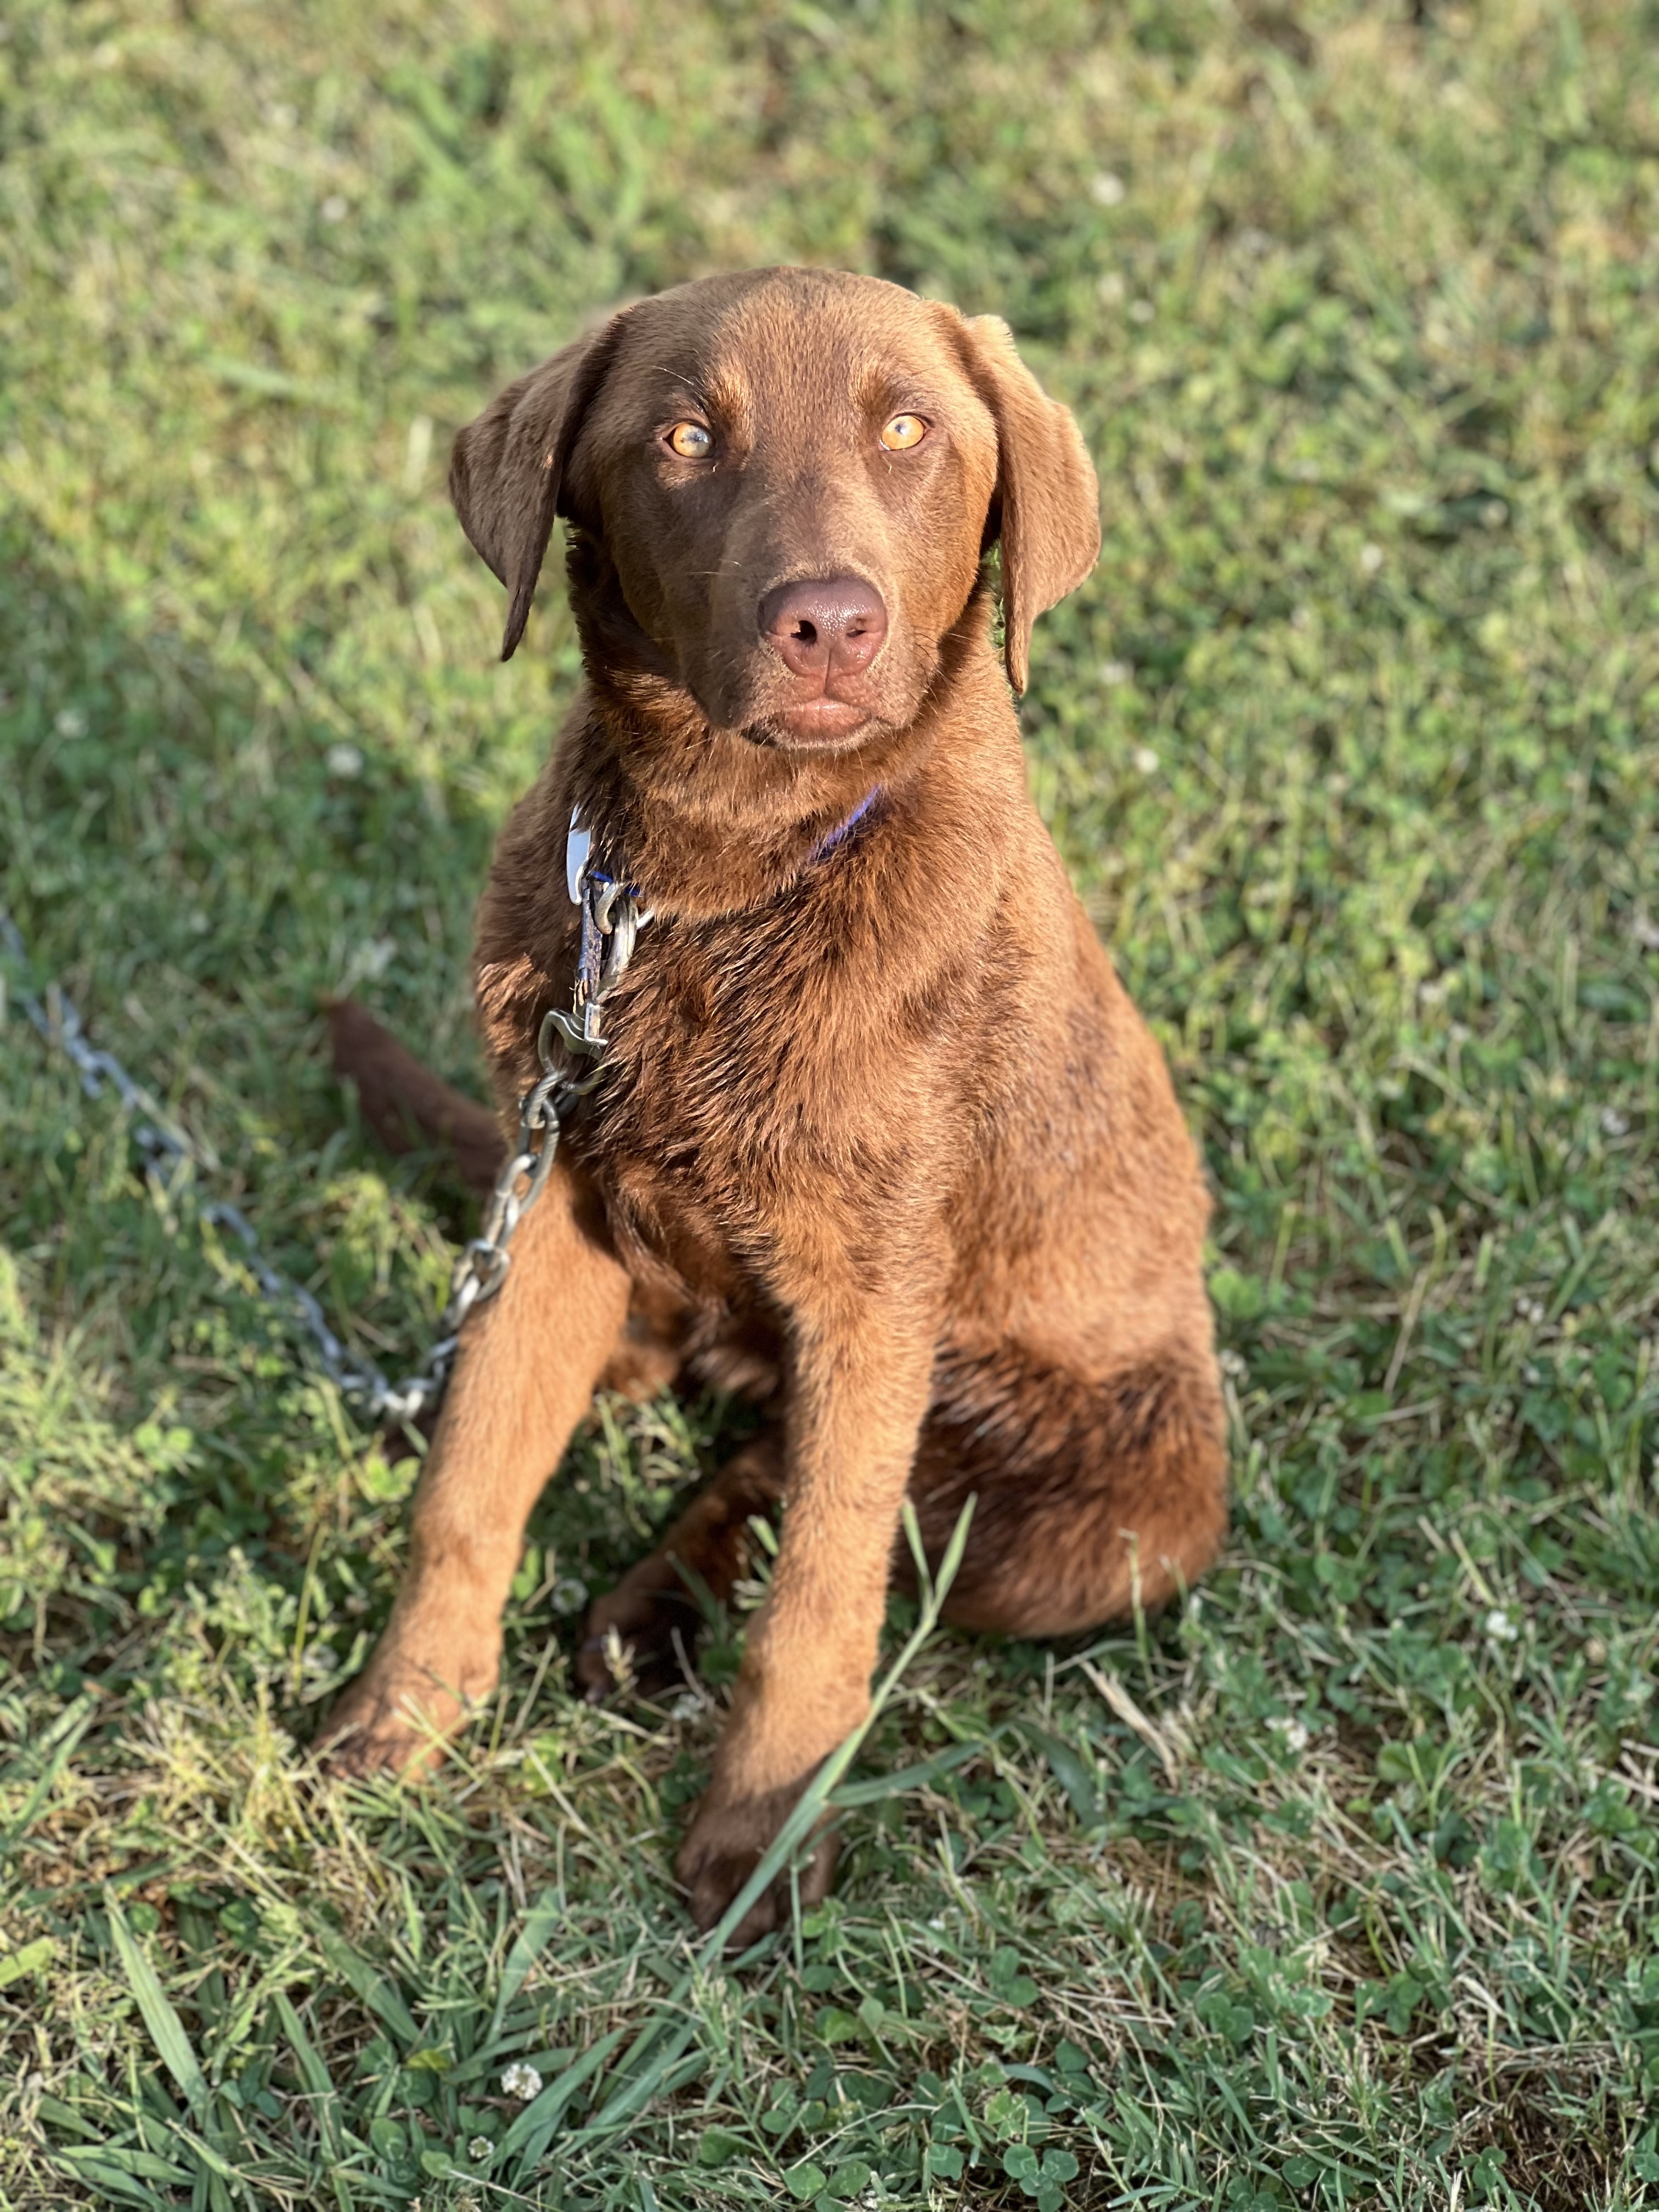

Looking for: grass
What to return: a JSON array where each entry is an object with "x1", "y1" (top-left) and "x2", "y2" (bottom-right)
[{"x1": 3, "y1": 0, "x2": 1658, "y2": 2203}]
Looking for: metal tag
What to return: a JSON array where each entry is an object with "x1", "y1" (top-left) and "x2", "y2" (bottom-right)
[{"x1": 566, "y1": 809, "x2": 591, "y2": 904}]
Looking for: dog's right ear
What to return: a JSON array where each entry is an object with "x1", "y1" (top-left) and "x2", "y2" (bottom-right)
[{"x1": 449, "y1": 312, "x2": 630, "y2": 662}]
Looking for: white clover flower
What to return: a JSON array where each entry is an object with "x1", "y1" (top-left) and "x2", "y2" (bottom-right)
[
  {"x1": 1090, "y1": 171, "x2": 1126, "y2": 206},
  {"x1": 1484, "y1": 1610, "x2": 1519, "y2": 1644},
  {"x1": 469, "y1": 2136, "x2": 492, "y2": 2161},
  {"x1": 1266, "y1": 1716, "x2": 1310, "y2": 1753},
  {"x1": 1099, "y1": 658, "x2": 1131, "y2": 684},
  {"x1": 500, "y1": 2062, "x2": 543, "y2": 2102},
  {"x1": 55, "y1": 709, "x2": 88, "y2": 738},
  {"x1": 550, "y1": 1576, "x2": 589, "y2": 1617},
  {"x1": 1601, "y1": 1108, "x2": 1630, "y2": 1138},
  {"x1": 325, "y1": 741, "x2": 364, "y2": 778},
  {"x1": 1218, "y1": 1348, "x2": 1248, "y2": 1378},
  {"x1": 1359, "y1": 543, "x2": 1384, "y2": 575},
  {"x1": 1133, "y1": 746, "x2": 1160, "y2": 775}
]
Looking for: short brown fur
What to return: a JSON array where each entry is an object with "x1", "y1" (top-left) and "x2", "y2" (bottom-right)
[{"x1": 323, "y1": 268, "x2": 1226, "y2": 1940}]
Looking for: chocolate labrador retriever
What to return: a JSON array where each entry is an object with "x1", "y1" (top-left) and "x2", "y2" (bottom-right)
[{"x1": 321, "y1": 267, "x2": 1226, "y2": 1938}]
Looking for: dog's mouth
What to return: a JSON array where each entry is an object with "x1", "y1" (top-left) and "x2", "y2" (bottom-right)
[
  {"x1": 745, "y1": 690, "x2": 890, "y2": 751},
  {"x1": 768, "y1": 691, "x2": 877, "y2": 746}
]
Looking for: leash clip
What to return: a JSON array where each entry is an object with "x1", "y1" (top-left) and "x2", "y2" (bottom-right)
[{"x1": 546, "y1": 805, "x2": 651, "y2": 1080}]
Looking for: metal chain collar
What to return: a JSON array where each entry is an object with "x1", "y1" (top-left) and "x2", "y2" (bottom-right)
[
  {"x1": 405, "y1": 831, "x2": 650, "y2": 1423},
  {"x1": 0, "y1": 821, "x2": 647, "y2": 1429}
]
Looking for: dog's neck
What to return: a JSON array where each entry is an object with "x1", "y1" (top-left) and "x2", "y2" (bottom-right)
[{"x1": 554, "y1": 574, "x2": 1022, "y2": 922}]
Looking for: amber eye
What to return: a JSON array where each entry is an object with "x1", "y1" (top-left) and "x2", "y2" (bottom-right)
[
  {"x1": 879, "y1": 413, "x2": 927, "y2": 452},
  {"x1": 665, "y1": 421, "x2": 713, "y2": 459}
]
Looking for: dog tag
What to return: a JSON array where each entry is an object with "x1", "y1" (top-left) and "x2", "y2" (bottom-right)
[{"x1": 566, "y1": 809, "x2": 591, "y2": 905}]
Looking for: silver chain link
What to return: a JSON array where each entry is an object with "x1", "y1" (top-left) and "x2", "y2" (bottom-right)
[{"x1": 0, "y1": 865, "x2": 647, "y2": 1428}]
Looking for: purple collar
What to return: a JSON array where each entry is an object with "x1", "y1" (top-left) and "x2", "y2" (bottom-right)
[
  {"x1": 809, "y1": 784, "x2": 883, "y2": 865},
  {"x1": 567, "y1": 783, "x2": 883, "y2": 929}
]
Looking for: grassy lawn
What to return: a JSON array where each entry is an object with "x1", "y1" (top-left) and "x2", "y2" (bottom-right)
[{"x1": 4, "y1": 0, "x2": 1658, "y2": 2204}]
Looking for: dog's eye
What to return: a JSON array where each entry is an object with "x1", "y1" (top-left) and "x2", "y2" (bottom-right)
[
  {"x1": 879, "y1": 414, "x2": 927, "y2": 452},
  {"x1": 665, "y1": 421, "x2": 714, "y2": 459}
]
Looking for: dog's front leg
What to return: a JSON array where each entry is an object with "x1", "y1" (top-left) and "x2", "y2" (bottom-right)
[
  {"x1": 677, "y1": 1254, "x2": 940, "y2": 1939},
  {"x1": 321, "y1": 1161, "x2": 631, "y2": 1777}
]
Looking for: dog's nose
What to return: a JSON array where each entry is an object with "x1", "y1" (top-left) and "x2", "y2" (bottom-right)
[{"x1": 759, "y1": 574, "x2": 888, "y2": 680}]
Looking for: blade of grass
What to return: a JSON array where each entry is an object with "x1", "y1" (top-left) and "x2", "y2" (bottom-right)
[
  {"x1": 487, "y1": 1883, "x2": 564, "y2": 2046},
  {"x1": 697, "y1": 1494, "x2": 975, "y2": 1956},
  {"x1": 105, "y1": 1893, "x2": 211, "y2": 2124},
  {"x1": 53, "y1": 2141, "x2": 193, "y2": 2187},
  {"x1": 272, "y1": 1988, "x2": 353, "y2": 2210},
  {"x1": 830, "y1": 1737, "x2": 984, "y2": 1808},
  {"x1": 312, "y1": 1926, "x2": 421, "y2": 2047},
  {"x1": 166, "y1": 2119, "x2": 249, "y2": 2204},
  {"x1": 0, "y1": 1933, "x2": 55, "y2": 1988},
  {"x1": 496, "y1": 2025, "x2": 627, "y2": 2166},
  {"x1": 47, "y1": 2149, "x2": 173, "y2": 2209},
  {"x1": 2, "y1": 1693, "x2": 98, "y2": 1848},
  {"x1": 567, "y1": 1499, "x2": 976, "y2": 2150}
]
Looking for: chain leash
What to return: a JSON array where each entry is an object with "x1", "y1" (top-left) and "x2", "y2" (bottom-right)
[{"x1": 0, "y1": 843, "x2": 647, "y2": 1429}]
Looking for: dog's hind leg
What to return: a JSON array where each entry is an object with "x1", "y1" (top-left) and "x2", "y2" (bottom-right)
[
  {"x1": 905, "y1": 1343, "x2": 1228, "y2": 1637},
  {"x1": 575, "y1": 1434, "x2": 785, "y2": 1702}
]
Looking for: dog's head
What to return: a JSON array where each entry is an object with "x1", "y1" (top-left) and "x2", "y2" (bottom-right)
[{"x1": 449, "y1": 268, "x2": 1099, "y2": 751}]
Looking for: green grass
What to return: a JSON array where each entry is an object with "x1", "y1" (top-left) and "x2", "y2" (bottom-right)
[{"x1": 3, "y1": 0, "x2": 1659, "y2": 2204}]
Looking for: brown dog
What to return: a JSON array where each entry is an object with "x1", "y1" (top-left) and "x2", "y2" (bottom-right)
[{"x1": 321, "y1": 268, "x2": 1226, "y2": 1939}]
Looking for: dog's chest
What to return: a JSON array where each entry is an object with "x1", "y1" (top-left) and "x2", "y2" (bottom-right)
[
  {"x1": 586, "y1": 907, "x2": 852, "y2": 1160},
  {"x1": 557, "y1": 895, "x2": 911, "y2": 1278}
]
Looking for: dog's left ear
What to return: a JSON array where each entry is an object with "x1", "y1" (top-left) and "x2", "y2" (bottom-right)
[
  {"x1": 449, "y1": 309, "x2": 632, "y2": 661},
  {"x1": 950, "y1": 314, "x2": 1101, "y2": 695}
]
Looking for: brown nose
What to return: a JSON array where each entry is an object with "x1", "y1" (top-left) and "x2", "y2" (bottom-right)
[{"x1": 759, "y1": 574, "x2": 888, "y2": 680}]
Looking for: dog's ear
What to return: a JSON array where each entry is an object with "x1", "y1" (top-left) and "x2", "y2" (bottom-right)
[
  {"x1": 449, "y1": 312, "x2": 631, "y2": 662},
  {"x1": 951, "y1": 314, "x2": 1100, "y2": 695}
]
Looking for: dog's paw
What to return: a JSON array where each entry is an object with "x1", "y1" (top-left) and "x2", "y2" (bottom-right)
[
  {"x1": 675, "y1": 1782, "x2": 840, "y2": 1946},
  {"x1": 575, "y1": 1574, "x2": 702, "y2": 1704},
  {"x1": 317, "y1": 1708, "x2": 444, "y2": 1781},
  {"x1": 316, "y1": 1650, "x2": 493, "y2": 1779}
]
